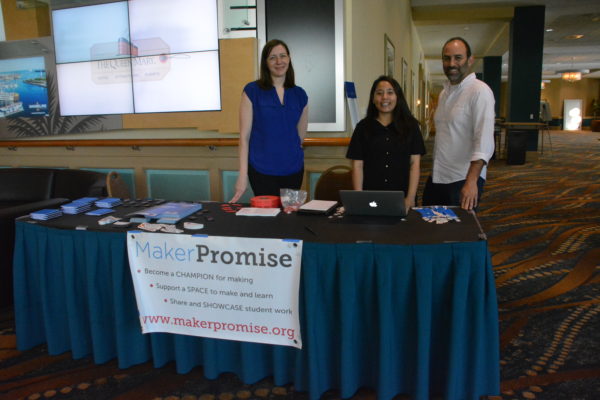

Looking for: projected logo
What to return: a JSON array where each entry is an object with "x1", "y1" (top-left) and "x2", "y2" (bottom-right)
[{"x1": 91, "y1": 37, "x2": 174, "y2": 84}]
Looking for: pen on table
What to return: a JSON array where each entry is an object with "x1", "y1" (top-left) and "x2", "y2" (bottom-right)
[{"x1": 304, "y1": 225, "x2": 317, "y2": 236}]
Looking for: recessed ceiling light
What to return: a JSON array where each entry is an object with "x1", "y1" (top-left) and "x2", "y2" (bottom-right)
[
  {"x1": 565, "y1": 34, "x2": 584, "y2": 40},
  {"x1": 545, "y1": 28, "x2": 553, "y2": 32}
]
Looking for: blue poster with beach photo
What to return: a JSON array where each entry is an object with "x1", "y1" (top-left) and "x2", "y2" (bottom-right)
[{"x1": 0, "y1": 56, "x2": 49, "y2": 118}]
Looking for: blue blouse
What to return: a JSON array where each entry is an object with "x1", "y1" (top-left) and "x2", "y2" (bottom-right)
[{"x1": 244, "y1": 81, "x2": 308, "y2": 176}]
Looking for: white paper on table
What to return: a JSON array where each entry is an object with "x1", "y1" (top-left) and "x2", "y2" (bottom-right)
[
  {"x1": 299, "y1": 200, "x2": 338, "y2": 212},
  {"x1": 235, "y1": 207, "x2": 281, "y2": 217}
]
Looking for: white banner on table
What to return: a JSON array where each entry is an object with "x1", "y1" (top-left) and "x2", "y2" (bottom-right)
[{"x1": 126, "y1": 232, "x2": 303, "y2": 348}]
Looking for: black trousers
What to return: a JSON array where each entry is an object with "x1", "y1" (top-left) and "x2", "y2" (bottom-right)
[
  {"x1": 422, "y1": 176, "x2": 485, "y2": 208},
  {"x1": 248, "y1": 163, "x2": 304, "y2": 197}
]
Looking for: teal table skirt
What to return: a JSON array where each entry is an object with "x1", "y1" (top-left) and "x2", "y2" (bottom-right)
[{"x1": 13, "y1": 222, "x2": 499, "y2": 400}]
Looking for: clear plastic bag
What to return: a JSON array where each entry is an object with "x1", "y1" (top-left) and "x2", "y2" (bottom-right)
[{"x1": 280, "y1": 188, "x2": 307, "y2": 214}]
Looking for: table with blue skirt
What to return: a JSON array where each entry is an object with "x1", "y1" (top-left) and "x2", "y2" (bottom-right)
[{"x1": 13, "y1": 203, "x2": 499, "y2": 400}]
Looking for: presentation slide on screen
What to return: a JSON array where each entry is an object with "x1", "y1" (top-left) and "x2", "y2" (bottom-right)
[
  {"x1": 52, "y1": 0, "x2": 220, "y2": 115},
  {"x1": 129, "y1": 0, "x2": 218, "y2": 55},
  {"x1": 57, "y1": 61, "x2": 134, "y2": 115},
  {"x1": 127, "y1": 232, "x2": 303, "y2": 348},
  {"x1": 132, "y1": 51, "x2": 221, "y2": 113},
  {"x1": 53, "y1": 2, "x2": 130, "y2": 64}
]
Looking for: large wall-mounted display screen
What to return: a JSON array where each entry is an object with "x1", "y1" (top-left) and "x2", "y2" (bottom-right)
[
  {"x1": 0, "y1": 56, "x2": 49, "y2": 118},
  {"x1": 52, "y1": 0, "x2": 221, "y2": 116}
]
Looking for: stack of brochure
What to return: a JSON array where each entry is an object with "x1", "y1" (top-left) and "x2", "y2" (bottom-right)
[
  {"x1": 61, "y1": 201, "x2": 93, "y2": 215},
  {"x1": 30, "y1": 209, "x2": 63, "y2": 220},
  {"x1": 74, "y1": 197, "x2": 98, "y2": 204},
  {"x1": 95, "y1": 198, "x2": 122, "y2": 208}
]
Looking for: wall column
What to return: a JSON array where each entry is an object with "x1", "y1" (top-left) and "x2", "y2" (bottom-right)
[
  {"x1": 507, "y1": 5, "x2": 545, "y2": 150},
  {"x1": 483, "y1": 56, "x2": 502, "y2": 117}
]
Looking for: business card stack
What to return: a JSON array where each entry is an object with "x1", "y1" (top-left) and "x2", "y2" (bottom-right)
[
  {"x1": 30, "y1": 209, "x2": 63, "y2": 220},
  {"x1": 95, "y1": 198, "x2": 122, "y2": 208}
]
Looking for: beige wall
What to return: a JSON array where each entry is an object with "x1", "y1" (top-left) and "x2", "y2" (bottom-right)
[
  {"x1": 1, "y1": 0, "x2": 50, "y2": 40},
  {"x1": 541, "y1": 78, "x2": 600, "y2": 118},
  {"x1": 346, "y1": 0, "x2": 424, "y2": 120},
  {"x1": 499, "y1": 78, "x2": 600, "y2": 121}
]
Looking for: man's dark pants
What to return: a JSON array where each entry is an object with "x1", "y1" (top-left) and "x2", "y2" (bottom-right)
[{"x1": 422, "y1": 176, "x2": 485, "y2": 208}]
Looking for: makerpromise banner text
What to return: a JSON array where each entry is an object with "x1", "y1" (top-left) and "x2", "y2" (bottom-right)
[{"x1": 127, "y1": 232, "x2": 303, "y2": 348}]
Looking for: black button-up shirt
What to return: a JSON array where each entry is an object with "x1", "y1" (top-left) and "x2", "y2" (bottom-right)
[{"x1": 346, "y1": 118, "x2": 426, "y2": 192}]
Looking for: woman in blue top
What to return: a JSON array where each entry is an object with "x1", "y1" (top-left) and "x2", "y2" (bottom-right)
[{"x1": 230, "y1": 39, "x2": 309, "y2": 202}]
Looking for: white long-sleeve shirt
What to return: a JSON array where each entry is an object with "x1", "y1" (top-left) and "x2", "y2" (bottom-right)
[{"x1": 432, "y1": 73, "x2": 495, "y2": 183}]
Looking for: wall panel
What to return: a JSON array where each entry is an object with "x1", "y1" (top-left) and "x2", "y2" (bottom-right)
[{"x1": 146, "y1": 169, "x2": 210, "y2": 201}]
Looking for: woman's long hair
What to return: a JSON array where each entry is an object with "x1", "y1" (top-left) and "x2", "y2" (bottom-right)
[
  {"x1": 257, "y1": 39, "x2": 296, "y2": 89},
  {"x1": 366, "y1": 75, "x2": 419, "y2": 139}
]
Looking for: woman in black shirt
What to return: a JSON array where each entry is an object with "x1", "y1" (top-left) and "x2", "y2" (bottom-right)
[{"x1": 346, "y1": 76, "x2": 426, "y2": 209}]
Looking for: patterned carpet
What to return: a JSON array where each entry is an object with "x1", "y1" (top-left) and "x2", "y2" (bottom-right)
[
  {"x1": 478, "y1": 130, "x2": 600, "y2": 400},
  {"x1": 1, "y1": 130, "x2": 599, "y2": 400}
]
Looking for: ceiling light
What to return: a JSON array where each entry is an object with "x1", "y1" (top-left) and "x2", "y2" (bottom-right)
[
  {"x1": 561, "y1": 71, "x2": 581, "y2": 82},
  {"x1": 556, "y1": 58, "x2": 588, "y2": 82},
  {"x1": 545, "y1": 28, "x2": 553, "y2": 32},
  {"x1": 565, "y1": 34, "x2": 584, "y2": 40},
  {"x1": 556, "y1": 69, "x2": 590, "y2": 82}
]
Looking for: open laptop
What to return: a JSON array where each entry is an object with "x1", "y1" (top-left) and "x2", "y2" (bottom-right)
[{"x1": 339, "y1": 190, "x2": 407, "y2": 217}]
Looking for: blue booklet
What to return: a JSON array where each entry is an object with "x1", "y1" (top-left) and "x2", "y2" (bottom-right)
[
  {"x1": 127, "y1": 202, "x2": 202, "y2": 223},
  {"x1": 85, "y1": 208, "x2": 115, "y2": 216},
  {"x1": 95, "y1": 198, "x2": 122, "y2": 208},
  {"x1": 73, "y1": 197, "x2": 98, "y2": 204},
  {"x1": 31, "y1": 209, "x2": 63, "y2": 220},
  {"x1": 61, "y1": 201, "x2": 92, "y2": 214}
]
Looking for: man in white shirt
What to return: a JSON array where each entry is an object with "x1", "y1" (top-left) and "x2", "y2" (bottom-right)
[{"x1": 423, "y1": 37, "x2": 495, "y2": 210}]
